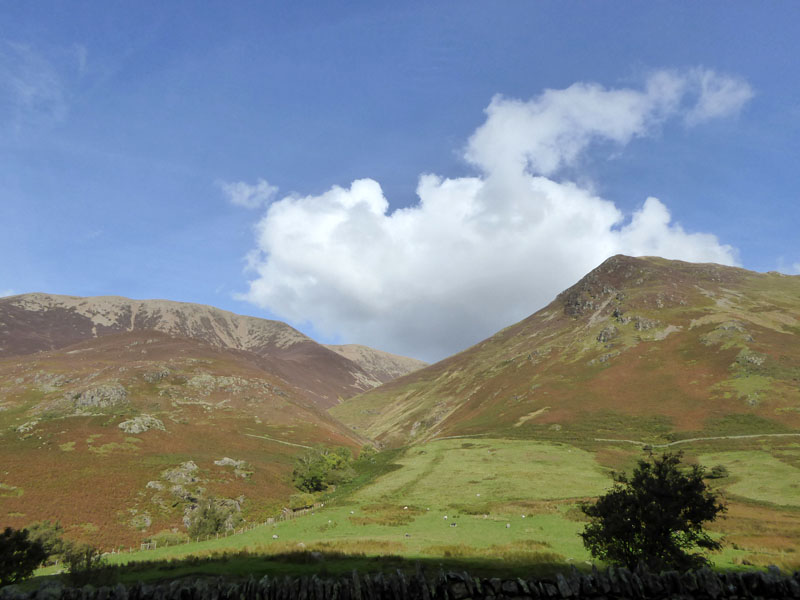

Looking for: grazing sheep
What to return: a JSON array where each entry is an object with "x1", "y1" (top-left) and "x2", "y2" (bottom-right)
[
  {"x1": 272, "y1": 534, "x2": 279, "y2": 539},
  {"x1": 443, "y1": 515, "x2": 448, "y2": 520},
  {"x1": 505, "y1": 523, "x2": 511, "y2": 528},
  {"x1": 450, "y1": 522, "x2": 457, "y2": 527}
]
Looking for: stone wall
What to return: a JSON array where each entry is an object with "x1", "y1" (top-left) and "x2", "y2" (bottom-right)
[{"x1": 3, "y1": 566, "x2": 800, "y2": 600}]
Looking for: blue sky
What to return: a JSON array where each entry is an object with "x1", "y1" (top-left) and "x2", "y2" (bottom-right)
[{"x1": 1, "y1": 2, "x2": 798, "y2": 361}]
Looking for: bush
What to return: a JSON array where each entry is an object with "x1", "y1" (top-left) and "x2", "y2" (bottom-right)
[
  {"x1": 188, "y1": 498, "x2": 242, "y2": 538},
  {"x1": 581, "y1": 451, "x2": 725, "y2": 571},
  {"x1": 288, "y1": 492, "x2": 316, "y2": 510},
  {"x1": 0, "y1": 527, "x2": 48, "y2": 586},
  {"x1": 24, "y1": 520, "x2": 66, "y2": 565},
  {"x1": 706, "y1": 464, "x2": 730, "y2": 479},
  {"x1": 145, "y1": 529, "x2": 189, "y2": 547},
  {"x1": 356, "y1": 445, "x2": 378, "y2": 462},
  {"x1": 62, "y1": 542, "x2": 105, "y2": 586}
]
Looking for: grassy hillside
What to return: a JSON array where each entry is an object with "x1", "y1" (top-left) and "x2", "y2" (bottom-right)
[{"x1": 331, "y1": 256, "x2": 800, "y2": 446}]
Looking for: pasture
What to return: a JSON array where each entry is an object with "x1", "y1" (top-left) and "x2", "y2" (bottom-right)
[{"x1": 42, "y1": 435, "x2": 793, "y2": 582}]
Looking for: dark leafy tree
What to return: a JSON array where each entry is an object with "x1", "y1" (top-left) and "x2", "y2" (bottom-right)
[
  {"x1": 0, "y1": 527, "x2": 48, "y2": 586},
  {"x1": 581, "y1": 452, "x2": 725, "y2": 571}
]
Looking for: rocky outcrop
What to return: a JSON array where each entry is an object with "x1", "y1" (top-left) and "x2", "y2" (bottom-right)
[
  {"x1": 118, "y1": 415, "x2": 165, "y2": 434},
  {"x1": 161, "y1": 462, "x2": 199, "y2": 485},
  {"x1": 67, "y1": 384, "x2": 128, "y2": 409},
  {"x1": 214, "y1": 457, "x2": 252, "y2": 478}
]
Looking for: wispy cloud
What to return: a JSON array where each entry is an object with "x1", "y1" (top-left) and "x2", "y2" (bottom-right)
[
  {"x1": 237, "y1": 68, "x2": 750, "y2": 361},
  {"x1": 0, "y1": 289, "x2": 17, "y2": 298},
  {"x1": 0, "y1": 41, "x2": 69, "y2": 130},
  {"x1": 219, "y1": 178, "x2": 278, "y2": 209},
  {"x1": 684, "y1": 68, "x2": 753, "y2": 125}
]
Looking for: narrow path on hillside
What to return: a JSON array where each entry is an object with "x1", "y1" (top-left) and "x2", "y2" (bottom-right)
[
  {"x1": 243, "y1": 433, "x2": 313, "y2": 449},
  {"x1": 594, "y1": 432, "x2": 800, "y2": 448}
]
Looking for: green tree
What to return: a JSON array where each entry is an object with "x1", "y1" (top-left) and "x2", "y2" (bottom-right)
[
  {"x1": 292, "y1": 446, "x2": 354, "y2": 492},
  {"x1": 0, "y1": 527, "x2": 48, "y2": 586},
  {"x1": 188, "y1": 498, "x2": 240, "y2": 538},
  {"x1": 25, "y1": 521, "x2": 66, "y2": 565},
  {"x1": 580, "y1": 452, "x2": 725, "y2": 571}
]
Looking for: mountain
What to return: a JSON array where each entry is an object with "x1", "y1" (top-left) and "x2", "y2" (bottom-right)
[
  {"x1": 331, "y1": 255, "x2": 800, "y2": 447},
  {"x1": 0, "y1": 293, "x2": 422, "y2": 407},
  {"x1": 324, "y1": 344, "x2": 427, "y2": 384},
  {"x1": 0, "y1": 294, "x2": 424, "y2": 545},
  {"x1": 0, "y1": 330, "x2": 364, "y2": 546}
]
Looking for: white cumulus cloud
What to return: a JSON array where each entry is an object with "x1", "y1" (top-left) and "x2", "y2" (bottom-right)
[
  {"x1": 237, "y1": 69, "x2": 747, "y2": 362},
  {"x1": 219, "y1": 178, "x2": 278, "y2": 209}
]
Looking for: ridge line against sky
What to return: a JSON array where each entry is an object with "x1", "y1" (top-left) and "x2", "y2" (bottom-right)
[{"x1": 1, "y1": 3, "x2": 798, "y2": 361}]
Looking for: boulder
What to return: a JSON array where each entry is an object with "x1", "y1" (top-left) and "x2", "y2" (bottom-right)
[{"x1": 119, "y1": 414, "x2": 166, "y2": 434}]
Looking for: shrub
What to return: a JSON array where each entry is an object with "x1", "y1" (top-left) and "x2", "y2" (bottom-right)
[
  {"x1": 188, "y1": 498, "x2": 242, "y2": 538},
  {"x1": 288, "y1": 492, "x2": 316, "y2": 510},
  {"x1": 145, "y1": 529, "x2": 189, "y2": 547},
  {"x1": 706, "y1": 464, "x2": 730, "y2": 479},
  {"x1": 24, "y1": 520, "x2": 66, "y2": 565},
  {"x1": 0, "y1": 527, "x2": 48, "y2": 586},
  {"x1": 63, "y1": 542, "x2": 105, "y2": 586}
]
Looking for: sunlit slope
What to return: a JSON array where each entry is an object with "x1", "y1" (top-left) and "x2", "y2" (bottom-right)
[
  {"x1": 0, "y1": 331, "x2": 363, "y2": 546},
  {"x1": 332, "y1": 255, "x2": 800, "y2": 446}
]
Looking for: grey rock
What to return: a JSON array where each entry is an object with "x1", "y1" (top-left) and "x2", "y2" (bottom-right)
[
  {"x1": 596, "y1": 325, "x2": 618, "y2": 343},
  {"x1": 119, "y1": 414, "x2": 166, "y2": 434},
  {"x1": 633, "y1": 316, "x2": 660, "y2": 331},
  {"x1": 161, "y1": 461, "x2": 199, "y2": 484},
  {"x1": 68, "y1": 383, "x2": 128, "y2": 409}
]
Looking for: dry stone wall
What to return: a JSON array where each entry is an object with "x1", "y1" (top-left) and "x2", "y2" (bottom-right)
[{"x1": 3, "y1": 567, "x2": 800, "y2": 600}]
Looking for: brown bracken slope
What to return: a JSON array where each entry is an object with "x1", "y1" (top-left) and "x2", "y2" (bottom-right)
[
  {"x1": 0, "y1": 330, "x2": 364, "y2": 547},
  {"x1": 332, "y1": 255, "x2": 800, "y2": 447},
  {"x1": 0, "y1": 295, "x2": 426, "y2": 547}
]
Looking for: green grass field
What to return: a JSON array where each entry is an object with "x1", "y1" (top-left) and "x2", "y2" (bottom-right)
[
  {"x1": 28, "y1": 435, "x2": 800, "y2": 585},
  {"x1": 699, "y1": 450, "x2": 800, "y2": 507}
]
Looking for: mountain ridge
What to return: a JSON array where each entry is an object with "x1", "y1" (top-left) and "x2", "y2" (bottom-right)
[
  {"x1": 331, "y1": 255, "x2": 800, "y2": 446},
  {"x1": 0, "y1": 293, "x2": 425, "y2": 407}
]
